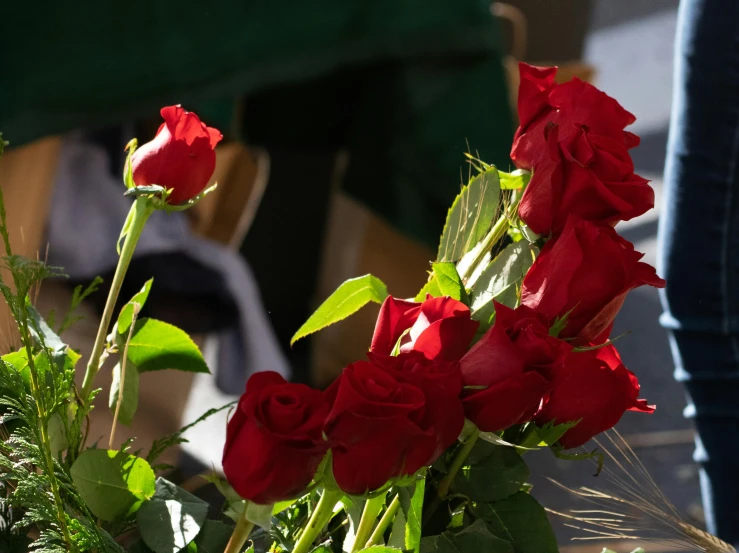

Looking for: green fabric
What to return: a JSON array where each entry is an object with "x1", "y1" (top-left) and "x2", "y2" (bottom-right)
[
  {"x1": 0, "y1": 0, "x2": 514, "y2": 246},
  {"x1": 1, "y1": 0, "x2": 507, "y2": 146}
]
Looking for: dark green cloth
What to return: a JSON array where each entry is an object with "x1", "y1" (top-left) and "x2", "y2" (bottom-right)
[{"x1": 0, "y1": 0, "x2": 514, "y2": 245}]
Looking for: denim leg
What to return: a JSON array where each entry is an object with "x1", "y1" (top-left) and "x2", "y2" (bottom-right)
[{"x1": 658, "y1": 0, "x2": 739, "y2": 543}]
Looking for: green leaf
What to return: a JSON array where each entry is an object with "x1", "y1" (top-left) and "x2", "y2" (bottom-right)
[
  {"x1": 123, "y1": 139, "x2": 138, "y2": 190},
  {"x1": 2, "y1": 349, "x2": 31, "y2": 389},
  {"x1": 420, "y1": 519, "x2": 513, "y2": 553},
  {"x1": 476, "y1": 492, "x2": 558, "y2": 553},
  {"x1": 388, "y1": 506, "x2": 406, "y2": 549},
  {"x1": 119, "y1": 279, "x2": 153, "y2": 336},
  {"x1": 452, "y1": 442, "x2": 530, "y2": 503},
  {"x1": 361, "y1": 548, "x2": 404, "y2": 552},
  {"x1": 398, "y1": 477, "x2": 425, "y2": 553},
  {"x1": 246, "y1": 501, "x2": 273, "y2": 530},
  {"x1": 109, "y1": 361, "x2": 140, "y2": 426},
  {"x1": 124, "y1": 318, "x2": 209, "y2": 373},
  {"x1": 431, "y1": 263, "x2": 468, "y2": 303},
  {"x1": 342, "y1": 496, "x2": 366, "y2": 553},
  {"x1": 26, "y1": 301, "x2": 67, "y2": 371},
  {"x1": 414, "y1": 276, "x2": 442, "y2": 302},
  {"x1": 469, "y1": 242, "x2": 537, "y2": 325},
  {"x1": 137, "y1": 478, "x2": 209, "y2": 553},
  {"x1": 498, "y1": 169, "x2": 531, "y2": 190},
  {"x1": 191, "y1": 521, "x2": 233, "y2": 553},
  {"x1": 70, "y1": 449, "x2": 156, "y2": 521},
  {"x1": 519, "y1": 421, "x2": 579, "y2": 449},
  {"x1": 291, "y1": 274, "x2": 389, "y2": 345},
  {"x1": 437, "y1": 168, "x2": 501, "y2": 263}
]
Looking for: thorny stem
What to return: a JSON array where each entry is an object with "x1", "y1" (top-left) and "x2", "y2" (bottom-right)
[{"x1": 81, "y1": 197, "x2": 153, "y2": 401}]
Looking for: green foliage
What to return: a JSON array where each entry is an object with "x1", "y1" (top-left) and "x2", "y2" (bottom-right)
[
  {"x1": 421, "y1": 519, "x2": 513, "y2": 553},
  {"x1": 398, "y1": 479, "x2": 425, "y2": 553},
  {"x1": 452, "y1": 443, "x2": 530, "y2": 503},
  {"x1": 109, "y1": 361, "x2": 140, "y2": 425},
  {"x1": 123, "y1": 318, "x2": 209, "y2": 373},
  {"x1": 291, "y1": 274, "x2": 389, "y2": 345},
  {"x1": 469, "y1": 242, "x2": 537, "y2": 326},
  {"x1": 475, "y1": 493, "x2": 558, "y2": 553},
  {"x1": 70, "y1": 449, "x2": 156, "y2": 521},
  {"x1": 57, "y1": 276, "x2": 104, "y2": 335},
  {"x1": 147, "y1": 403, "x2": 234, "y2": 469},
  {"x1": 189, "y1": 521, "x2": 233, "y2": 553},
  {"x1": 118, "y1": 278, "x2": 153, "y2": 336},
  {"x1": 498, "y1": 169, "x2": 531, "y2": 191},
  {"x1": 518, "y1": 421, "x2": 580, "y2": 449},
  {"x1": 415, "y1": 263, "x2": 468, "y2": 303},
  {"x1": 437, "y1": 168, "x2": 501, "y2": 263},
  {"x1": 414, "y1": 276, "x2": 442, "y2": 302},
  {"x1": 137, "y1": 478, "x2": 208, "y2": 553}
]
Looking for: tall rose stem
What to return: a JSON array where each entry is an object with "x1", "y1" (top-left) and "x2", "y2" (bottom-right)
[
  {"x1": 367, "y1": 494, "x2": 400, "y2": 547},
  {"x1": 224, "y1": 508, "x2": 255, "y2": 553},
  {"x1": 350, "y1": 493, "x2": 387, "y2": 552},
  {"x1": 293, "y1": 489, "x2": 343, "y2": 553},
  {"x1": 81, "y1": 197, "x2": 153, "y2": 401}
]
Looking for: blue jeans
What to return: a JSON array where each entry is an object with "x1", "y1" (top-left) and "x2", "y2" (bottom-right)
[{"x1": 658, "y1": 0, "x2": 739, "y2": 544}]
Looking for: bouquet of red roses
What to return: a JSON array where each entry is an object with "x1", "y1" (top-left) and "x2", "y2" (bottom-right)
[{"x1": 217, "y1": 63, "x2": 666, "y2": 553}]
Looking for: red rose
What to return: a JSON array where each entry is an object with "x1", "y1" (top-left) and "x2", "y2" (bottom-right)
[
  {"x1": 511, "y1": 63, "x2": 639, "y2": 169},
  {"x1": 520, "y1": 216, "x2": 665, "y2": 343},
  {"x1": 460, "y1": 303, "x2": 570, "y2": 432},
  {"x1": 517, "y1": 123, "x2": 654, "y2": 236},
  {"x1": 222, "y1": 372, "x2": 329, "y2": 504},
  {"x1": 131, "y1": 105, "x2": 223, "y2": 205},
  {"x1": 324, "y1": 358, "x2": 463, "y2": 494},
  {"x1": 371, "y1": 296, "x2": 479, "y2": 362},
  {"x1": 536, "y1": 345, "x2": 654, "y2": 449},
  {"x1": 367, "y1": 350, "x2": 463, "y2": 397}
]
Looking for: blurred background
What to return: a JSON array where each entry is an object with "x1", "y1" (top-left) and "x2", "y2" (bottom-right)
[{"x1": 0, "y1": 1, "x2": 685, "y2": 551}]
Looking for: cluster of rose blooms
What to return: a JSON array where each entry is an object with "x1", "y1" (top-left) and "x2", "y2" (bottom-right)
[{"x1": 222, "y1": 63, "x2": 665, "y2": 505}]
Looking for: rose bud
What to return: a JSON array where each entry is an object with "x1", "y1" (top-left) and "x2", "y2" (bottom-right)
[
  {"x1": 370, "y1": 295, "x2": 479, "y2": 362},
  {"x1": 460, "y1": 303, "x2": 571, "y2": 432},
  {"x1": 521, "y1": 216, "x2": 665, "y2": 344},
  {"x1": 536, "y1": 345, "x2": 654, "y2": 449},
  {"x1": 131, "y1": 105, "x2": 223, "y2": 205},
  {"x1": 222, "y1": 372, "x2": 329, "y2": 504}
]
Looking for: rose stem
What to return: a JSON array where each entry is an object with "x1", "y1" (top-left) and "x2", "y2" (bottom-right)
[
  {"x1": 108, "y1": 301, "x2": 140, "y2": 449},
  {"x1": 80, "y1": 196, "x2": 153, "y2": 401},
  {"x1": 366, "y1": 494, "x2": 400, "y2": 547},
  {"x1": 224, "y1": 507, "x2": 255, "y2": 553},
  {"x1": 424, "y1": 427, "x2": 480, "y2": 524},
  {"x1": 350, "y1": 492, "x2": 387, "y2": 552},
  {"x1": 293, "y1": 489, "x2": 343, "y2": 553}
]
